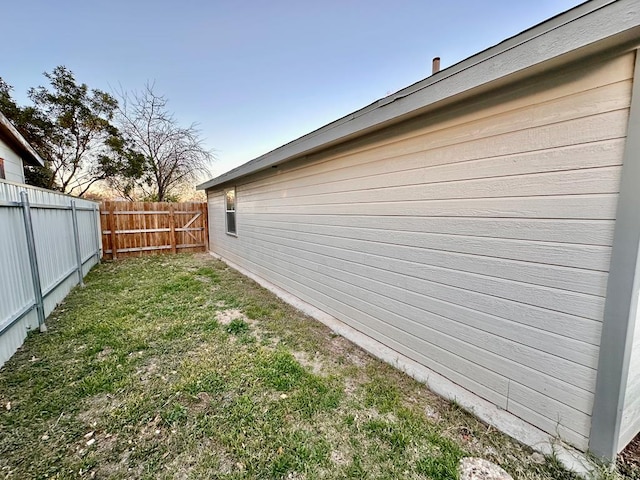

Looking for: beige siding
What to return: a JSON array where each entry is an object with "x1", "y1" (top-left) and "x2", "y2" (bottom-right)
[
  {"x1": 619, "y1": 304, "x2": 640, "y2": 450},
  {"x1": 0, "y1": 138, "x2": 25, "y2": 183},
  {"x1": 208, "y1": 53, "x2": 634, "y2": 450}
]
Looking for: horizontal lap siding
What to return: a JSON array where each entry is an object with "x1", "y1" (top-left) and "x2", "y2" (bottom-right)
[
  {"x1": 619, "y1": 305, "x2": 640, "y2": 449},
  {"x1": 208, "y1": 53, "x2": 634, "y2": 450},
  {"x1": 0, "y1": 138, "x2": 25, "y2": 183}
]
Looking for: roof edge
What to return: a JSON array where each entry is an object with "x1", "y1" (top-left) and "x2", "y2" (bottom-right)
[
  {"x1": 0, "y1": 112, "x2": 45, "y2": 167},
  {"x1": 198, "y1": 0, "x2": 639, "y2": 191}
]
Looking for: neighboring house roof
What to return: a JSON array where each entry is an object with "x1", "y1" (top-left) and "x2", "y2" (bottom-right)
[
  {"x1": 0, "y1": 111, "x2": 45, "y2": 167},
  {"x1": 198, "y1": 0, "x2": 640, "y2": 191}
]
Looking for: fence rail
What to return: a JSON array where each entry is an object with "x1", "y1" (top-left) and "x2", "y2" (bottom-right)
[
  {"x1": 0, "y1": 181, "x2": 101, "y2": 367},
  {"x1": 100, "y1": 201, "x2": 208, "y2": 260}
]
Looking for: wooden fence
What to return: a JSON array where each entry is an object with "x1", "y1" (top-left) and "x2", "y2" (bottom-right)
[{"x1": 100, "y1": 201, "x2": 208, "y2": 260}]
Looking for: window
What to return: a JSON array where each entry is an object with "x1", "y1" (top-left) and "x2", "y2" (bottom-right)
[
  {"x1": 225, "y1": 188, "x2": 236, "y2": 235},
  {"x1": 0, "y1": 158, "x2": 4, "y2": 180}
]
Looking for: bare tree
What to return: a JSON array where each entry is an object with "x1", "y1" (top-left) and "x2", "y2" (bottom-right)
[{"x1": 113, "y1": 84, "x2": 213, "y2": 201}]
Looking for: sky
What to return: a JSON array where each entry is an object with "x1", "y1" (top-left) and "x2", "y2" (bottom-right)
[{"x1": 1, "y1": 0, "x2": 584, "y2": 181}]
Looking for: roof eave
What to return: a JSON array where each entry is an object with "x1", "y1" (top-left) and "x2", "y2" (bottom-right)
[
  {"x1": 0, "y1": 112, "x2": 45, "y2": 167},
  {"x1": 198, "y1": 0, "x2": 640, "y2": 191}
]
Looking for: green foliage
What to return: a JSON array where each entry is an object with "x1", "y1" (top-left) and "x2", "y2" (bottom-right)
[
  {"x1": 267, "y1": 430, "x2": 331, "y2": 478},
  {"x1": 0, "y1": 78, "x2": 58, "y2": 189},
  {"x1": 245, "y1": 303, "x2": 271, "y2": 320},
  {"x1": 23, "y1": 164, "x2": 57, "y2": 189},
  {"x1": 161, "y1": 403, "x2": 188, "y2": 425},
  {"x1": 257, "y1": 349, "x2": 307, "y2": 391},
  {"x1": 415, "y1": 453, "x2": 461, "y2": 480},
  {"x1": 226, "y1": 318, "x2": 250, "y2": 335},
  {"x1": 182, "y1": 372, "x2": 226, "y2": 396},
  {"x1": 344, "y1": 455, "x2": 368, "y2": 478},
  {"x1": 415, "y1": 435, "x2": 465, "y2": 479},
  {"x1": 97, "y1": 133, "x2": 147, "y2": 197},
  {"x1": 364, "y1": 419, "x2": 410, "y2": 452},
  {"x1": 139, "y1": 192, "x2": 182, "y2": 202},
  {"x1": 26, "y1": 66, "x2": 124, "y2": 195},
  {"x1": 0, "y1": 78, "x2": 20, "y2": 119},
  {"x1": 362, "y1": 375, "x2": 401, "y2": 413},
  {"x1": 194, "y1": 266, "x2": 221, "y2": 282},
  {"x1": 0, "y1": 69, "x2": 206, "y2": 199},
  {"x1": 158, "y1": 274, "x2": 203, "y2": 294}
]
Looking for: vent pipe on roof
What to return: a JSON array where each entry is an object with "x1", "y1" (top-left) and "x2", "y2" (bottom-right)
[{"x1": 432, "y1": 57, "x2": 441, "y2": 75}]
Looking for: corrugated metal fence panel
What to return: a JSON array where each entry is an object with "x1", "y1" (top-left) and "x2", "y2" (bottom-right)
[
  {"x1": 0, "y1": 207, "x2": 34, "y2": 325},
  {"x1": 78, "y1": 209, "x2": 99, "y2": 260},
  {"x1": 32, "y1": 207, "x2": 76, "y2": 294},
  {"x1": 0, "y1": 180, "x2": 100, "y2": 368}
]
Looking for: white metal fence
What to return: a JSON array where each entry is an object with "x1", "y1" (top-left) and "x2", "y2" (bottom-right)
[{"x1": 0, "y1": 180, "x2": 101, "y2": 367}]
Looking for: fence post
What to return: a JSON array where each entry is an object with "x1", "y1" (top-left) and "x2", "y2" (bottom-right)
[
  {"x1": 108, "y1": 202, "x2": 117, "y2": 260},
  {"x1": 19, "y1": 191, "x2": 47, "y2": 333},
  {"x1": 93, "y1": 204, "x2": 101, "y2": 263},
  {"x1": 169, "y1": 204, "x2": 177, "y2": 254},
  {"x1": 71, "y1": 201, "x2": 85, "y2": 287}
]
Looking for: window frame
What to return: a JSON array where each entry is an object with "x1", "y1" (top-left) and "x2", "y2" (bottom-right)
[
  {"x1": 225, "y1": 187, "x2": 237, "y2": 236},
  {"x1": 0, "y1": 158, "x2": 5, "y2": 180}
]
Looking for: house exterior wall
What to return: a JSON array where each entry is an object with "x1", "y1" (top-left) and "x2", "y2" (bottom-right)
[
  {"x1": 207, "y1": 52, "x2": 634, "y2": 451},
  {"x1": 0, "y1": 137, "x2": 25, "y2": 183},
  {"x1": 620, "y1": 294, "x2": 640, "y2": 448}
]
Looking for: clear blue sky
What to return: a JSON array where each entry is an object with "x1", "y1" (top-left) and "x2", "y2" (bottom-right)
[{"x1": 1, "y1": 0, "x2": 583, "y2": 179}]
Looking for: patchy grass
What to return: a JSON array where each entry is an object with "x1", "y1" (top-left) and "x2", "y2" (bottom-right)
[{"x1": 0, "y1": 254, "x2": 626, "y2": 479}]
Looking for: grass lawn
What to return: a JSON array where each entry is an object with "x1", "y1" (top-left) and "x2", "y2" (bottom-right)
[{"x1": 0, "y1": 254, "x2": 626, "y2": 479}]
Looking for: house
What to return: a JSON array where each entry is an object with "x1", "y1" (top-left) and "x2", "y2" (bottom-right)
[
  {"x1": 198, "y1": 0, "x2": 640, "y2": 465},
  {"x1": 0, "y1": 111, "x2": 45, "y2": 184}
]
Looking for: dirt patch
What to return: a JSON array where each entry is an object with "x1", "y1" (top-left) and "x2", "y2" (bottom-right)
[
  {"x1": 323, "y1": 334, "x2": 371, "y2": 368},
  {"x1": 94, "y1": 431, "x2": 119, "y2": 456},
  {"x1": 78, "y1": 393, "x2": 117, "y2": 426},
  {"x1": 330, "y1": 449, "x2": 349, "y2": 466},
  {"x1": 284, "y1": 472, "x2": 305, "y2": 480},
  {"x1": 620, "y1": 432, "x2": 640, "y2": 473},
  {"x1": 424, "y1": 404, "x2": 441, "y2": 422},
  {"x1": 167, "y1": 437, "x2": 236, "y2": 479},
  {"x1": 215, "y1": 309, "x2": 247, "y2": 326},
  {"x1": 292, "y1": 350, "x2": 324, "y2": 375},
  {"x1": 350, "y1": 407, "x2": 397, "y2": 424},
  {"x1": 135, "y1": 360, "x2": 159, "y2": 383},
  {"x1": 76, "y1": 429, "x2": 120, "y2": 475},
  {"x1": 95, "y1": 448, "x2": 140, "y2": 479},
  {"x1": 215, "y1": 308, "x2": 278, "y2": 346},
  {"x1": 345, "y1": 351, "x2": 369, "y2": 367},
  {"x1": 137, "y1": 414, "x2": 168, "y2": 442},
  {"x1": 96, "y1": 347, "x2": 114, "y2": 362},
  {"x1": 343, "y1": 377, "x2": 362, "y2": 395},
  {"x1": 187, "y1": 392, "x2": 213, "y2": 414}
]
